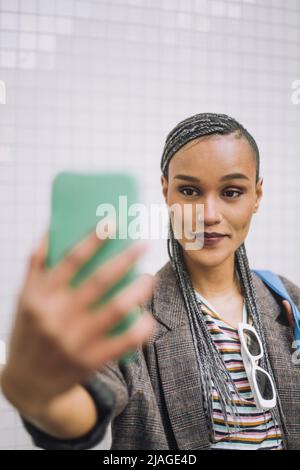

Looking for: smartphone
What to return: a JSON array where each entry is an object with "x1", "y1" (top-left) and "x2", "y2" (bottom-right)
[{"x1": 47, "y1": 171, "x2": 143, "y2": 365}]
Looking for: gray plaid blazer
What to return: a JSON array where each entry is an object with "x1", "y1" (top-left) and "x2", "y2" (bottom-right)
[{"x1": 21, "y1": 260, "x2": 300, "y2": 450}]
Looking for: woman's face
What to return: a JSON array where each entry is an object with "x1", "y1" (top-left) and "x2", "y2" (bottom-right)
[{"x1": 161, "y1": 133, "x2": 263, "y2": 268}]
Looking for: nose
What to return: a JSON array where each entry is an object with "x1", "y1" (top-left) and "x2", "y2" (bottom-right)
[{"x1": 203, "y1": 196, "x2": 222, "y2": 225}]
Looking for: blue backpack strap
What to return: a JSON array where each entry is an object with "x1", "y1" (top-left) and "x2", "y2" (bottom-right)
[{"x1": 252, "y1": 269, "x2": 300, "y2": 349}]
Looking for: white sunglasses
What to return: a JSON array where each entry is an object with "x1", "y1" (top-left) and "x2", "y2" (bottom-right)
[{"x1": 237, "y1": 322, "x2": 276, "y2": 410}]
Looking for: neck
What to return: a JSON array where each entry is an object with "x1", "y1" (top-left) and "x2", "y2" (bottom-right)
[{"x1": 182, "y1": 252, "x2": 241, "y2": 299}]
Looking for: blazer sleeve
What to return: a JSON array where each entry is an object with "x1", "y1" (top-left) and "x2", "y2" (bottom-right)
[{"x1": 19, "y1": 361, "x2": 129, "y2": 450}]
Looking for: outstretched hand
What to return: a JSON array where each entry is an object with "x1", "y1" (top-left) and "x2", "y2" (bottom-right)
[{"x1": 1, "y1": 227, "x2": 157, "y2": 419}]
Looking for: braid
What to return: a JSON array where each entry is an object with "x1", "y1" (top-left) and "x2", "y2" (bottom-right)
[{"x1": 163, "y1": 112, "x2": 288, "y2": 446}]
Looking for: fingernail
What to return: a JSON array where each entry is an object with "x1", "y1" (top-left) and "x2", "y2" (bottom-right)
[{"x1": 96, "y1": 219, "x2": 117, "y2": 240}]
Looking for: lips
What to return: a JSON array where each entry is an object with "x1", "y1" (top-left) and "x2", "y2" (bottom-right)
[
  {"x1": 204, "y1": 232, "x2": 226, "y2": 238},
  {"x1": 203, "y1": 233, "x2": 227, "y2": 247}
]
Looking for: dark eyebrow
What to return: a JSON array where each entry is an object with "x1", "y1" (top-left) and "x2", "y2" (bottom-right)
[{"x1": 173, "y1": 173, "x2": 250, "y2": 183}]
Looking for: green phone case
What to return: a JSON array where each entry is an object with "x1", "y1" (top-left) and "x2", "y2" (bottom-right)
[{"x1": 47, "y1": 171, "x2": 142, "y2": 366}]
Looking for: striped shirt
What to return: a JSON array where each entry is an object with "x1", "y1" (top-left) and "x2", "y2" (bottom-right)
[{"x1": 194, "y1": 289, "x2": 283, "y2": 450}]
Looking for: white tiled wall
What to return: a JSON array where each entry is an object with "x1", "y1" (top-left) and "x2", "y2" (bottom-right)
[{"x1": 0, "y1": 0, "x2": 299, "y2": 449}]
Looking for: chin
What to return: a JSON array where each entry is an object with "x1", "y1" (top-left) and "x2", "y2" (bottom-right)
[{"x1": 184, "y1": 244, "x2": 233, "y2": 266}]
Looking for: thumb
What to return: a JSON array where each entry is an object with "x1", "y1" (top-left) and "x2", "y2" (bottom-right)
[{"x1": 282, "y1": 300, "x2": 294, "y2": 332}]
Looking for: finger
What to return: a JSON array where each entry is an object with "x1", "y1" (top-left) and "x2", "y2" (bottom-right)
[
  {"x1": 71, "y1": 240, "x2": 150, "y2": 309},
  {"x1": 282, "y1": 300, "x2": 294, "y2": 331},
  {"x1": 46, "y1": 223, "x2": 115, "y2": 290},
  {"x1": 28, "y1": 231, "x2": 48, "y2": 273},
  {"x1": 82, "y1": 312, "x2": 156, "y2": 370},
  {"x1": 78, "y1": 273, "x2": 155, "y2": 347}
]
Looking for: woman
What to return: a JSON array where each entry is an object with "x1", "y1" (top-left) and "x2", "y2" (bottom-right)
[{"x1": 1, "y1": 112, "x2": 300, "y2": 450}]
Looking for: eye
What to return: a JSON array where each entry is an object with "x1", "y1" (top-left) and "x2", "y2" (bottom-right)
[
  {"x1": 179, "y1": 186, "x2": 200, "y2": 197},
  {"x1": 223, "y1": 189, "x2": 243, "y2": 198}
]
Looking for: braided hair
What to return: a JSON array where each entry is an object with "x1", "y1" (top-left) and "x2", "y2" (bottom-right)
[{"x1": 160, "y1": 112, "x2": 288, "y2": 446}]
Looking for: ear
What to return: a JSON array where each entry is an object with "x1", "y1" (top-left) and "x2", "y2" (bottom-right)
[
  {"x1": 161, "y1": 175, "x2": 168, "y2": 203},
  {"x1": 253, "y1": 176, "x2": 263, "y2": 213}
]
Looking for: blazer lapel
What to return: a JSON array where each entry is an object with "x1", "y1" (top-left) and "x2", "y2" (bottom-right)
[{"x1": 152, "y1": 261, "x2": 211, "y2": 449}]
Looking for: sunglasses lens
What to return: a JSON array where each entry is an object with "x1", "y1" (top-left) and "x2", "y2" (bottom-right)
[
  {"x1": 242, "y1": 330, "x2": 261, "y2": 357},
  {"x1": 255, "y1": 369, "x2": 274, "y2": 400}
]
